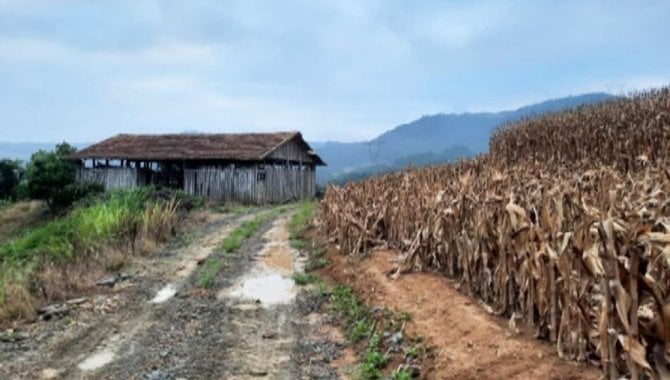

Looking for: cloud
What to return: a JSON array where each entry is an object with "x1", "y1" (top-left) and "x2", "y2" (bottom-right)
[{"x1": 1, "y1": 1, "x2": 670, "y2": 143}]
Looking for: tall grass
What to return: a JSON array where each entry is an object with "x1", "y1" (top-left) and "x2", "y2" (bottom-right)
[
  {"x1": 0, "y1": 188, "x2": 187, "y2": 320},
  {"x1": 1, "y1": 190, "x2": 151, "y2": 263},
  {"x1": 288, "y1": 201, "x2": 315, "y2": 239}
]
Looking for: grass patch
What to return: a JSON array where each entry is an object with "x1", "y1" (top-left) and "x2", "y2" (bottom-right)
[
  {"x1": 285, "y1": 201, "x2": 331, "y2": 273},
  {"x1": 305, "y1": 257, "x2": 331, "y2": 272},
  {"x1": 220, "y1": 217, "x2": 265, "y2": 253},
  {"x1": 0, "y1": 188, "x2": 193, "y2": 321},
  {"x1": 171, "y1": 232, "x2": 195, "y2": 248},
  {"x1": 219, "y1": 205, "x2": 290, "y2": 253},
  {"x1": 196, "y1": 205, "x2": 293, "y2": 289},
  {"x1": 0, "y1": 199, "x2": 11, "y2": 210},
  {"x1": 291, "y1": 273, "x2": 320, "y2": 285},
  {"x1": 288, "y1": 201, "x2": 315, "y2": 250},
  {"x1": 332, "y1": 285, "x2": 372, "y2": 342},
  {"x1": 196, "y1": 257, "x2": 223, "y2": 288},
  {"x1": 0, "y1": 200, "x2": 49, "y2": 244}
]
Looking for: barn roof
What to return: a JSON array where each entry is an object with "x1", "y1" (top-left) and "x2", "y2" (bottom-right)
[{"x1": 69, "y1": 131, "x2": 325, "y2": 165}]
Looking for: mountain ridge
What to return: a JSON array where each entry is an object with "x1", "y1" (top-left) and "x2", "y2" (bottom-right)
[
  {"x1": 0, "y1": 92, "x2": 618, "y2": 184},
  {"x1": 314, "y1": 92, "x2": 617, "y2": 182}
]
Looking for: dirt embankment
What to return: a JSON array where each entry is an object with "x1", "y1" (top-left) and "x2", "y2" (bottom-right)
[{"x1": 319, "y1": 248, "x2": 601, "y2": 380}]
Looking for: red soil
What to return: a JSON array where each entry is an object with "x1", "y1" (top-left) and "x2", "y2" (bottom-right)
[{"x1": 320, "y1": 248, "x2": 601, "y2": 380}]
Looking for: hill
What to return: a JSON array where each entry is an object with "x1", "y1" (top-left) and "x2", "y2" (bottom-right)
[
  {"x1": 315, "y1": 93, "x2": 616, "y2": 183},
  {"x1": 0, "y1": 93, "x2": 616, "y2": 182}
]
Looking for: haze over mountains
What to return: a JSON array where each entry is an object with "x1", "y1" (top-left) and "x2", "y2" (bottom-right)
[
  {"x1": 314, "y1": 92, "x2": 616, "y2": 183},
  {"x1": 0, "y1": 93, "x2": 616, "y2": 185}
]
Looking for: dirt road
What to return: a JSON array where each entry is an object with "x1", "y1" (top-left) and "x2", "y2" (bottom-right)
[
  {"x1": 0, "y1": 208, "x2": 341, "y2": 380},
  {"x1": 1, "y1": 207, "x2": 602, "y2": 379}
]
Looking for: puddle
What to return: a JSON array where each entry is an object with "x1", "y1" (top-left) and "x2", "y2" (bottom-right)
[
  {"x1": 221, "y1": 213, "x2": 300, "y2": 306},
  {"x1": 150, "y1": 283, "x2": 178, "y2": 303},
  {"x1": 229, "y1": 273, "x2": 296, "y2": 305},
  {"x1": 78, "y1": 350, "x2": 115, "y2": 371}
]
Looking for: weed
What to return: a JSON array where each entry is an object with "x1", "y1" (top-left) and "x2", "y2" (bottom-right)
[
  {"x1": 104, "y1": 251, "x2": 129, "y2": 272},
  {"x1": 290, "y1": 238, "x2": 307, "y2": 251},
  {"x1": 219, "y1": 205, "x2": 289, "y2": 253},
  {"x1": 331, "y1": 285, "x2": 372, "y2": 342},
  {"x1": 312, "y1": 246, "x2": 326, "y2": 257},
  {"x1": 0, "y1": 199, "x2": 10, "y2": 210},
  {"x1": 171, "y1": 232, "x2": 195, "y2": 248},
  {"x1": 291, "y1": 273, "x2": 319, "y2": 285},
  {"x1": 350, "y1": 320, "x2": 371, "y2": 342},
  {"x1": 391, "y1": 368, "x2": 413, "y2": 380},
  {"x1": 326, "y1": 284, "x2": 426, "y2": 379},
  {"x1": 405, "y1": 344, "x2": 419, "y2": 358},
  {"x1": 316, "y1": 280, "x2": 329, "y2": 298},
  {"x1": 305, "y1": 257, "x2": 331, "y2": 271},
  {"x1": 357, "y1": 332, "x2": 388, "y2": 379},
  {"x1": 0, "y1": 282, "x2": 35, "y2": 320},
  {"x1": 196, "y1": 257, "x2": 222, "y2": 288},
  {"x1": 220, "y1": 217, "x2": 264, "y2": 253},
  {"x1": 288, "y1": 201, "x2": 315, "y2": 242},
  {"x1": 0, "y1": 200, "x2": 48, "y2": 243}
]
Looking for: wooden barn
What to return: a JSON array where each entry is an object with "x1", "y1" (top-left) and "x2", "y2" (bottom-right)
[{"x1": 68, "y1": 131, "x2": 325, "y2": 203}]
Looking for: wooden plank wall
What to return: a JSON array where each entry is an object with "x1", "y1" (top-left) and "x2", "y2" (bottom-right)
[
  {"x1": 266, "y1": 138, "x2": 315, "y2": 163},
  {"x1": 77, "y1": 168, "x2": 140, "y2": 190},
  {"x1": 184, "y1": 163, "x2": 315, "y2": 204}
]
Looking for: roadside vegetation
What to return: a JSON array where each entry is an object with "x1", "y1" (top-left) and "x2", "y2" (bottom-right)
[
  {"x1": 0, "y1": 188, "x2": 201, "y2": 321},
  {"x1": 286, "y1": 201, "x2": 428, "y2": 379},
  {"x1": 1, "y1": 143, "x2": 104, "y2": 213},
  {"x1": 329, "y1": 285, "x2": 426, "y2": 379},
  {"x1": 0, "y1": 201, "x2": 48, "y2": 244}
]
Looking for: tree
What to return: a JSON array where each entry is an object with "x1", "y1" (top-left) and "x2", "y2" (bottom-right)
[
  {"x1": 25, "y1": 142, "x2": 78, "y2": 209},
  {"x1": 0, "y1": 159, "x2": 23, "y2": 200}
]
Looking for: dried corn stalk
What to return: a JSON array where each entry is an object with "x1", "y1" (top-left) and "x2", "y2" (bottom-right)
[{"x1": 320, "y1": 88, "x2": 670, "y2": 378}]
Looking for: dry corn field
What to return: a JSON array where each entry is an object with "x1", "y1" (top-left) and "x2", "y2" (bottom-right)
[{"x1": 321, "y1": 87, "x2": 670, "y2": 379}]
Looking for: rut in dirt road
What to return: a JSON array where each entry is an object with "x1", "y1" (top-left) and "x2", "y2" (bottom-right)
[{"x1": 95, "y1": 212, "x2": 305, "y2": 379}]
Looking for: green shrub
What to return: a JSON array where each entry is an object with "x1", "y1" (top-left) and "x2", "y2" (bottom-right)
[
  {"x1": 0, "y1": 159, "x2": 23, "y2": 200},
  {"x1": 24, "y1": 143, "x2": 78, "y2": 211},
  {"x1": 51, "y1": 183, "x2": 104, "y2": 211}
]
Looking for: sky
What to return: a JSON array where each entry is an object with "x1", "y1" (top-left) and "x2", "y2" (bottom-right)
[{"x1": 0, "y1": 0, "x2": 669, "y2": 143}]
